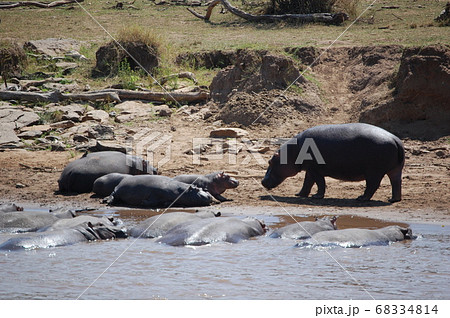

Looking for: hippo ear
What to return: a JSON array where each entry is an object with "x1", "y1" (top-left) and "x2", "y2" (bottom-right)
[
  {"x1": 314, "y1": 217, "x2": 319, "y2": 221},
  {"x1": 331, "y1": 216, "x2": 338, "y2": 228},
  {"x1": 87, "y1": 222, "x2": 94, "y2": 228}
]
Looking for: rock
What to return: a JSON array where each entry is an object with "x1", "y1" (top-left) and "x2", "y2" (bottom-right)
[
  {"x1": 72, "y1": 134, "x2": 89, "y2": 143},
  {"x1": 93, "y1": 41, "x2": 159, "y2": 76},
  {"x1": 20, "y1": 124, "x2": 52, "y2": 133},
  {"x1": 114, "y1": 100, "x2": 153, "y2": 122},
  {"x1": 23, "y1": 38, "x2": 81, "y2": 57},
  {"x1": 15, "y1": 183, "x2": 26, "y2": 189},
  {"x1": 154, "y1": 104, "x2": 172, "y2": 117},
  {"x1": 82, "y1": 110, "x2": 110, "y2": 123},
  {"x1": 210, "y1": 128, "x2": 249, "y2": 138},
  {"x1": 0, "y1": 123, "x2": 20, "y2": 146},
  {"x1": 17, "y1": 130, "x2": 43, "y2": 139},
  {"x1": 50, "y1": 120, "x2": 76, "y2": 129},
  {"x1": 47, "y1": 103, "x2": 85, "y2": 122},
  {"x1": 0, "y1": 108, "x2": 40, "y2": 129},
  {"x1": 87, "y1": 140, "x2": 128, "y2": 153},
  {"x1": 43, "y1": 82, "x2": 80, "y2": 92},
  {"x1": 87, "y1": 125, "x2": 115, "y2": 140}
]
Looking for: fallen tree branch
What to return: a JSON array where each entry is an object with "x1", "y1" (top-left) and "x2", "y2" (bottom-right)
[
  {"x1": 0, "y1": 0, "x2": 83, "y2": 9},
  {"x1": 0, "y1": 90, "x2": 121, "y2": 103},
  {"x1": 0, "y1": 88, "x2": 210, "y2": 104},
  {"x1": 187, "y1": 0, "x2": 348, "y2": 24}
]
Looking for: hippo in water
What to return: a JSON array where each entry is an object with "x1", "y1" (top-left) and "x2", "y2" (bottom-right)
[
  {"x1": 0, "y1": 211, "x2": 61, "y2": 233},
  {"x1": 269, "y1": 216, "x2": 337, "y2": 239},
  {"x1": 157, "y1": 217, "x2": 266, "y2": 246},
  {"x1": 173, "y1": 172, "x2": 239, "y2": 202},
  {"x1": 296, "y1": 225, "x2": 413, "y2": 248},
  {"x1": 93, "y1": 173, "x2": 130, "y2": 197},
  {"x1": 0, "y1": 218, "x2": 127, "y2": 251},
  {"x1": 262, "y1": 123, "x2": 405, "y2": 202},
  {"x1": 129, "y1": 211, "x2": 220, "y2": 238},
  {"x1": 106, "y1": 175, "x2": 213, "y2": 208},
  {"x1": 0, "y1": 203, "x2": 23, "y2": 212},
  {"x1": 58, "y1": 151, "x2": 158, "y2": 193}
]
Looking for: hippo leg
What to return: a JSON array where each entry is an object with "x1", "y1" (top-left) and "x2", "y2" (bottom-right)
[
  {"x1": 387, "y1": 168, "x2": 402, "y2": 203},
  {"x1": 296, "y1": 170, "x2": 325, "y2": 199},
  {"x1": 296, "y1": 171, "x2": 315, "y2": 197},
  {"x1": 212, "y1": 193, "x2": 232, "y2": 202},
  {"x1": 357, "y1": 173, "x2": 384, "y2": 201}
]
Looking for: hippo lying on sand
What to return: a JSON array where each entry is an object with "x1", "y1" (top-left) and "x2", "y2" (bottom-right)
[
  {"x1": 173, "y1": 172, "x2": 239, "y2": 202},
  {"x1": 130, "y1": 211, "x2": 220, "y2": 238},
  {"x1": 0, "y1": 216, "x2": 127, "y2": 251},
  {"x1": 58, "y1": 151, "x2": 157, "y2": 193},
  {"x1": 262, "y1": 123, "x2": 405, "y2": 202},
  {"x1": 93, "y1": 173, "x2": 130, "y2": 197},
  {"x1": 269, "y1": 216, "x2": 337, "y2": 239},
  {"x1": 157, "y1": 217, "x2": 266, "y2": 246},
  {"x1": 106, "y1": 175, "x2": 213, "y2": 208},
  {"x1": 296, "y1": 225, "x2": 413, "y2": 248}
]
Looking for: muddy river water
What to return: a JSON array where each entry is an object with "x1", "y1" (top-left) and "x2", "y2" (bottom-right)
[{"x1": 0, "y1": 207, "x2": 449, "y2": 300}]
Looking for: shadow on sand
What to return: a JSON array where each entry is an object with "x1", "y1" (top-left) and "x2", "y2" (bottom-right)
[{"x1": 259, "y1": 195, "x2": 391, "y2": 208}]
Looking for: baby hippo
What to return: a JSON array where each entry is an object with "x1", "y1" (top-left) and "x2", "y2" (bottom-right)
[{"x1": 173, "y1": 172, "x2": 239, "y2": 202}]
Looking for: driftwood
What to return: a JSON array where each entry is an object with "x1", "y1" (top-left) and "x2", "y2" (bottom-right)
[
  {"x1": 0, "y1": 90, "x2": 121, "y2": 103},
  {"x1": 188, "y1": 0, "x2": 348, "y2": 24},
  {"x1": 0, "y1": 0, "x2": 83, "y2": 9},
  {"x1": 0, "y1": 89, "x2": 209, "y2": 103}
]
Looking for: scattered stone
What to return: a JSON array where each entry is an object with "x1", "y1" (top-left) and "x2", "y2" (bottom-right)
[
  {"x1": 50, "y1": 120, "x2": 76, "y2": 129},
  {"x1": 248, "y1": 146, "x2": 271, "y2": 153},
  {"x1": 82, "y1": 110, "x2": 110, "y2": 123},
  {"x1": 0, "y1": 123, "x2": 20, "y2": 146},
  {"x1": 87, "y1": 124, "x2": 115, "y2": 140},
  {"x1": 73, "y1": 134, "x2": 89, "y2": 143},
  {"x1": 0, "y1": 108, "x2": 40, "y2": 129},
  {"x1": 114, "y1": 100, "x2": 153, "y2": 122},
  {"x1": 20, "y1": 124, "x2": 52, "y2": 133},
  {"x1": 55, "y1": 62, "x2": 78, "y2": 75},
  {"x1": 87, "y1": 140, "x2": 128, "y2": 153},
  {"x1": 154, "y1": 104, "x2": 172, "y2": 117},
  {"x1": 17, "y1": 130, "x2": 43, "y2": 139},
  {"x1": 210, "y1": 128, "x2": 249, "y2": 138},
  {"x1": 24, "y1": 38, "x2": 81, "y2": 58},
  {"x1": 435, "y1": 150, "x2": 447, "y2": 158},
  {"x1": 15, "y1": 183, "x2": 26, "y2": 189}
]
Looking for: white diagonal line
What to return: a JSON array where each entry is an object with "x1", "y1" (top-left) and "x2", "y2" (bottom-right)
[
  {"x1": 251, "y1": 0, "x2": 379, "y2": 125},
  {"x1": 251, "y1": 177, "x2": 376, "y2": 300}
]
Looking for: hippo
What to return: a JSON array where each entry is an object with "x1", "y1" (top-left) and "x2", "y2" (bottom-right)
[
  {"x1": 0, "y1": 203, "x2": 23, "y2": 212},
  {"x1": 58, "y1": 151, "x2": 158, "y2": 194},
  {"x1": 106, "y1": 175, "x2": 213, "y2": 208},
  {"x1": 269, "y1": 216, "x2": 337, "y2": 239},
  {"x1": 296, "y1": 225, "x2": 413, "y2": 248},
  {"x1": 156, "y1": 217, "x2": 266, "y2": 246},
  {"x1": 93, "y1": 173, "x2": 130, "y2": 197},
  {"x1": 262, "y1": 123, "x2": 405, "y2": 202},
  {"x1": 130, "y1": 211, "x2": 220, "y2": 238},
  {"x1": 37, "y1": 215, "x2": 121, "y2": 232},
  {"x1": 0, "y1": 211, "x2": 61, "y2": 233},
  {"x1": 173, "y1": 172, "x2": 239, "y2": 202},
  {"x1": 0, "y1": 219, "x2": 127, "y2": 251}
]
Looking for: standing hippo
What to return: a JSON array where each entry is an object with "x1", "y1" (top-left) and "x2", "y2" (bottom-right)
[
  {"x1": 130, "y1": 211, "x2": 220, "y2": 238},
  {"x1": 173, "y1": 172, "x2": 239, "y2": 202},
  {"x1": 58, "y1": 151, "x2": 158, "y2": 193},
  {"x1": 93, "y1": 173, "x2": 130, "y2": 197},
  {"x1": 296, "y1": 225, "x2": 413, "y2": 248},
  {"x1": 269, "y1": 216, "x2": 337, "y2": 239},
  {"x1": 262, "y1": 123, "x2": 405, "y2": 202},
  {"x1": 156, "y1": 217, "x2": 266, "y2": 246},
  {"x1": 0, "y1": 220, "x2": 127, "y2": 251},
  {"x1": 106, "y1": 175, "x2": 213, "y2": 208}
]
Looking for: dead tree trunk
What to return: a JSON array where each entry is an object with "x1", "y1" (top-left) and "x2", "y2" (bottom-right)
[
  {"x1": 0, "y1": 0, "x2": 83, "y2": 9},
  {"x1": 187, "y1": 0, "x2": 348, "y2": 24}
]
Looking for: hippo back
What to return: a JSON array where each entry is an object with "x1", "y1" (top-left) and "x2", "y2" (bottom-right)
[
  {"x1": 270, "y1": 216, "x2": 337, "y2": 239},
  {"x1": 0, "y1": 212, "x2": 60, "y2": 233},
  {"x1": 93, "y1": 173, "x2": 131, "y2": 197}
]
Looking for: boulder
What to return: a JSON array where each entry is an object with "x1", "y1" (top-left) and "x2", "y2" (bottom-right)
[
  {"x1": 24, "y1": 38, "x2": 81, "y2": 57},
  {"x1": 209, "y1": 128, "x2": 249, "y2": 138},
  {"x1": 82, "y1": 110, "x2": 110, "y2": 123}
]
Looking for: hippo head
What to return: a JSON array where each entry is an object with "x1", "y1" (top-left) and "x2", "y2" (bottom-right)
[
  {"x1": 128, "y1": 155, "x2": 158, "y2": 175},
  {"x1": 315, "y1": 216, "x2": 338, "y2": 229},
  {"x1": 262, "y1": 151, "x2": 299, "y2": 189},
  {"x1": 215, "y1": 172, "x2": 239, "y2": 189},
  {"x1": 85, "y1": 222, "x2": 128, "y2": 240}
]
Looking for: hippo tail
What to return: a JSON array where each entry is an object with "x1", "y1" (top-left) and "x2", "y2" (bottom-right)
[{"x1": 394, "y1": 138, "x2": 405, "y2": 167}]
